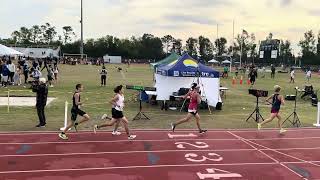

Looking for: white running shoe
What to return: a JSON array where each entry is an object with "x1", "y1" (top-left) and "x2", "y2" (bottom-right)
[
  {"x1": 112, "y1": 131, "x2": 121, "y2": 136},
  {"x1": 280, "y1": 128, "x2": 287, "y2": 134},
  {"x1": 93, "y1": 125, "x2": 98, "y2": 134},
  {"x1": 101, "y1": 114, "x2": 110, "y2": 120},
  {"x1": 128, "y1": 135, "x2": 136, "y2": 140}
]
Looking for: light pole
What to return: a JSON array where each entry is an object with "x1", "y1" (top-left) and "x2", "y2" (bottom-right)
[{"x1": 80, "y1": 0, "x2": 84, "y2": 58}]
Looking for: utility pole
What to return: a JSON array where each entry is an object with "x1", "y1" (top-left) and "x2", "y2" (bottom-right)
[{"x1": 80, "y1": 0, "x2": 84, "y2": 58}]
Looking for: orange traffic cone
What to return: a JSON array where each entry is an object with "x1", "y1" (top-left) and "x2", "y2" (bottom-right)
[{"x1": 240, "y1": 76, "x2": 243, "y2": 85}]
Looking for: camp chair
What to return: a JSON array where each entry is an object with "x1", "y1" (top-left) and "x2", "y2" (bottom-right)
[{"x1": 301, "y1": 85, "x2": 314, "y2": 100}]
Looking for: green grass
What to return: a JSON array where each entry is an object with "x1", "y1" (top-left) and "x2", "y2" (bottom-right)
[{"x1": 0, "y1": 64, "x2": 319, "y2": 132}]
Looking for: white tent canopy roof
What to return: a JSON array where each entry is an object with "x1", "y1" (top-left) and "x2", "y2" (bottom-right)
[
  {"x1": 221, "y1": 60, "x2": 231, "y2": 64},
  {"x1": 208, "y1": 59, "x2": 219, "y2": 63},
  {"x1": 0, "y1": 44, "x2": 23, "y2": 56}
]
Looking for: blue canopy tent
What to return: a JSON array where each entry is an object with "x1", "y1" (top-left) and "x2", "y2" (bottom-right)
[{"x1": 155, "y1": 53, "x2": 221, "y2": 107}]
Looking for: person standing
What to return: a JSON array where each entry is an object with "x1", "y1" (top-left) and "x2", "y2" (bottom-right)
[
  {"x1": 23, "y1": 61, "x2": 29, "y2": 84},
  {"x1": 171, "y1": 83, "x2": 207, "y2": 134},
  {"x1": 1, "y1": 61, "x2": 9, "y2": 87},
  {"x1": 59, "y1": 84, "x2": 90, "y2": 140},
  {"x1": 7, "y1": 60, "x2": 15, "y2": 84},
  {"x1": 32, "y1": 78, "x2": 48, "y2": 127},
  {"x1": 93, "y1": 85, "x2": 136, "y2": 140},
  {"x1": 271, "y1": 65, "x2": 276, "y2": 79},
  {"x1": 53, "y1": 64, "x2": 59, "y2": 83},
  {"x1": 258, "y1": 85, "x2": 286, "y2": 134},
  {"x1": 306, "y1": 69, "x2": 312, "y2": 83},
  {"x1": 100, "y1": 66, "x2": 107, "y2": 86},
  {"x1": 290, "y1": 69, "x2": 295, "y2": 83}
]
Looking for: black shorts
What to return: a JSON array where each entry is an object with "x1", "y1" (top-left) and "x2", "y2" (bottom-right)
[
  {"x1": 112, "y1": 108, "x2": 124, "y2": 119},
  {"x1": 188, "y1": 111, "x2": 198, "y2": 116},
  {"x1": 48, "y1": 75, "x2": 53, "y2": 81},
  {"x1": 71, "y1": 108, "x2": 86, "y2": 121}
]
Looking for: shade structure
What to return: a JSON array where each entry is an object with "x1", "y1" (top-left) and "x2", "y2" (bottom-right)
[
  {"x1": 0, "y1": 44, "x2": 23, "y2": 56},
  {"x1": 209, "y1": 59, "x2": 219, "y2": 63},
  {"x1": 221, "y1": 60, "x2": 231, "y2": 64}
]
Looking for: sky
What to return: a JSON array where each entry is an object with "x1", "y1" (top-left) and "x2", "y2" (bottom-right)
[{"x1": 1, "y1": 0, "x2": 320, "y2": 54}]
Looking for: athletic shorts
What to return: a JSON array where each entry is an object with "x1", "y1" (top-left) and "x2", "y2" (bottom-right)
[
  {"x1": 271, "y1": 108, "x2": 280, "y2": 114},
  {"x1": 71, "y1": 108, "x2": 86, "y2": 121},
  {"x1": 188, "y1": 109, "x2": 198, "y2": 116},
  {"x1": 112, "y1": 108, "x2": 124, "y2": 119}
]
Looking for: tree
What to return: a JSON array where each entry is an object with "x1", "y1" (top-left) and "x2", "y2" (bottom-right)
[
  {"x1": 199, "y1": 36, "x2": 214, "y2": 61},
  {"x1": 19, "y1": 27, "x2": 31, "y2": 44},
  {"x1": 62, "y1": 26, "x2": 75, "y2": 44},
  {"x1": 42, "y1": 23, "x2": 57, "y2": 44},
  {"x1": 161, "y1": 35, "x2": 174, "y2": 55},
  {"x1": 186, "y1": 37, "x2": 198, "y2": 58},
  {"x1": 11, "y1": 30, "x2": 21, "y2": 44},
  {"x1": 299, "y1": 30, "x2": 317, "y2": 64},
  {"x1": 172, "y1": 39, "x2": 182, "y2": 55},
  {"x1": 279, "y1": 40, "x2": 293, "y2": 65},
  {"x1": 30, "y1": 25, "x2": 41, "y2": 44},
  {"x1": 214, "y1": 37, "x2": 227, "y2": 56},
  {"x1": 317, "y1": 31, "x2": 320, "y2": 55}
]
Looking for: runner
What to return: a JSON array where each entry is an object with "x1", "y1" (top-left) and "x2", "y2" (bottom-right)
[
  {"x1": 171, "y1": 83, "x2": 207, "y2": 134},
  {"x1": 58, "y1": 84, "x2": 90, "y2": 140},
  {"x1": 93, "y1": 85, "x2": 136, "y2": 140},
  {"x1": 258, "y1": 85, "x2": 286, "y2": 134}
]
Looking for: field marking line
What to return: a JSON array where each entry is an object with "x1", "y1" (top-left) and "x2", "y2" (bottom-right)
[
  {"x1": 0, "y1": 149, "x2": 256, "y2": 157},
  {"x1": 0, "y1": 162, "x2": 289, "y2": 174},
  {"x1": 0, "y1": 127, "x2": 319, "y2": 134},
  {"x1": 230, "y1": 131, "x2": 320, "y2": 178},
  {"x1": 227, "y1": 131, "x2": 279, "y2": 163},
  {"x1": 228, "y1": 131, "x2": 305, "y2": 178}
]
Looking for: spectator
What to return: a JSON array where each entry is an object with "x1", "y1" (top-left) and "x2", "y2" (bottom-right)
[
  {"x1": 32, "y1": 77, "x2": 48, "y2": 127},
  {"x1": 23, "y1": 61, "x2": 30, "y2": 84},
  {"x1": 7, "y1": 60, "x2": 15, "y2": 84},
  {"x1": 306, "y1": 69, "x2": 312, "y2": 83},
  {"x1": 1, "y1": 61, "x2": 9, "y2": 87}
]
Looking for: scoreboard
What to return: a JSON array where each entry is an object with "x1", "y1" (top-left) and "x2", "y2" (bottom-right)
[{"x1": 259, "y1": 39, "x2": 280, "y2": 59}]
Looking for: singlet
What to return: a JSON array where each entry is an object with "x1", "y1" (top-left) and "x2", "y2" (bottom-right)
[
  {"x1": 188, "y1": 91, "x2": 198, "y2": 111},
  {"x1": 100, "y1": 69, "x2": 107, "y2": 76},
  {"x1": 271, "y1": 94, "x2": 281, "y2": 111},
  {"x1": 113, "y1": 93, "x2": 124, "y2": 111},
  {"x1": 72, "y1": 92, "x2": 81, "y2": 110}
]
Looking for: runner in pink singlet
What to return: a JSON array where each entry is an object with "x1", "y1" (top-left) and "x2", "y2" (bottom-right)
[{"x1": 171, "y1": 83, "x2": 207, "y2": 134}]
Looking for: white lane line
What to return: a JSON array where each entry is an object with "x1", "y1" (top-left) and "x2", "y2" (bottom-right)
[
  {"x1": 227, "y1": 131, "x2": 279, "y2": 163},
  {"x1": 0, "y1": 127, "x2": 319, "y2": 135},
  {"x1": 2, "y1": 136, "x2": 320, "y2": 145},
  {"x1": 0, "y1": 149, "x2": 256, "y2": 157},
  {"x1": 232, "y1": 132, "x2": 320, "y2": 173},
  {"x1": 0, "y1": 162, "x2": 289, "y2": 174}
]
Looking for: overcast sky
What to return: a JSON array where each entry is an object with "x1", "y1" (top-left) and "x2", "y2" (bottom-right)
[{"x1": 1, "y1": 0, "x2": 320, "y2": 54}]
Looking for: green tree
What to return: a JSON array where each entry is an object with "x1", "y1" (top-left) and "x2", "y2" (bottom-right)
[
  {"x1": 161, "y1": 35, "x2": 174, "y2": 55},
  {"x1": 186, "y1": 37, "x2": 198, "y2": 58},
  {"x1": 30, "y1": 25, "x2": 41, "y2": 44},
  {"x1": 19, "y1": 27, "x2": 31, "y2": 44},
  {"x1": 299, "y1": 30, "x2": 317, "y2": 64},
  {"x1": 199, "y1": 36, "x2": 214, "y2": 61},
  {"x1": 214, "y1": 37, "x2": 227, "y2": 56},
  {"x1": 42, "y1": 23, "x2": 57, "y2": 44},
  {"x1": 172, "y1": 39, "x2": 182, "y2": 55},
  {"x1": 279, "y1": 40, "x2": 293, "y2": 65},
  {"x1": 11, "y1": 30, "x2": 22, "y2": 44},
  {"x1": 62, "y1": 26, "x2": 75, "y2": 44}
]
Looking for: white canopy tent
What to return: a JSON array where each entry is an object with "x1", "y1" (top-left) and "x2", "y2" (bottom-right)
[
  {"x1": 221, "y1": 60, "x2": 232, "y2": 73},
  {"x1": 0, "y1": 44, "x2": 23, "y2": 56},
  {"x1": 155, "y1": 53, "x2": 221, "y2": 107},
  {"x1": 208, "y1": 59, "x2": 219, "y2": 63}
]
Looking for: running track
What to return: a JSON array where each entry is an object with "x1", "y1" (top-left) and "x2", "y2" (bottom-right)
[{"x1": 1, "y1": 129, "x2": 320, "y2": 180}]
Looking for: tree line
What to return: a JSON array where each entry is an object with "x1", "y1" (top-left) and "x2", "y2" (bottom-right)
[{"x1": 1, "y1": 23, "x2": 320, "y2": 65}]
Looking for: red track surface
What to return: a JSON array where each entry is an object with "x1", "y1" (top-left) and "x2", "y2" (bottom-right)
[{"x1": 1, "y1": 129, "x2": 320, "y2": 180}]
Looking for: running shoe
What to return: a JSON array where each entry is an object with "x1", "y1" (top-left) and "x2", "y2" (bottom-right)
[
  {"x1": 58, "y1": 133, "x2": 68, "y2": 140},
  {"x1": 101, "y1": 114, "x2": 111, "y2": 120},
  {"x1": 128, "y1": 135, "x2": 137, "y2": 140},
  {"x1": 93, "y1": 125, "x2": 98, "y2": 134},
  {"x1": 199, "y1": 129, "x2": 207, "y2": 134},
  {"x1": 257, "y1": 123, "x2": 261, "y2": 130},
  {"x1": 74, "y1": 122, "x2": 78, "y2": 132},
  {"x1": 280, "y1": 128, "x2": 287, "y2": 134},
  {"x1": 112, "y1": 131, "x2": 121, "y2": 136},
  {"x1": 171, "y1": 123, "x2": 176, "y2": 132}
]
